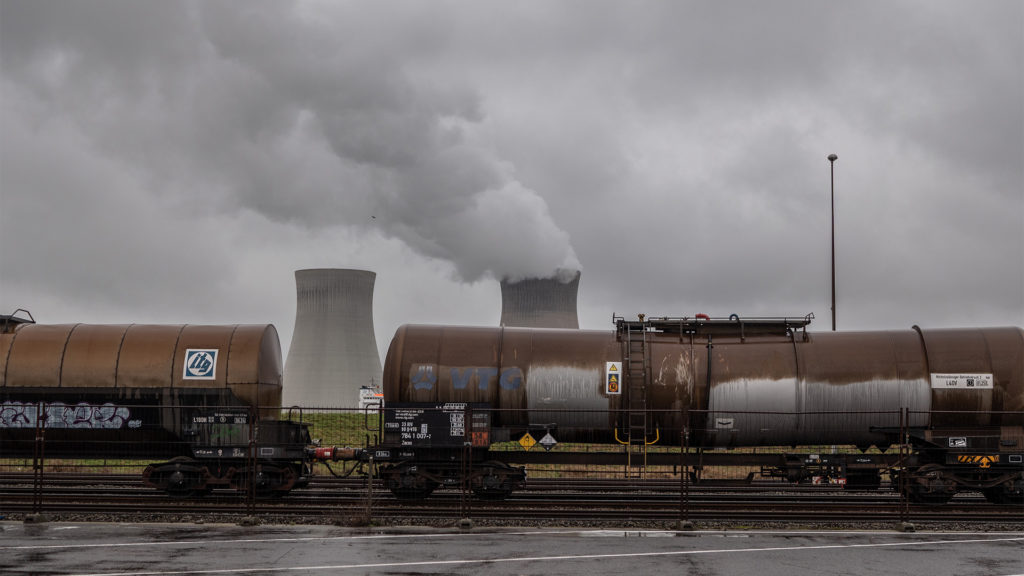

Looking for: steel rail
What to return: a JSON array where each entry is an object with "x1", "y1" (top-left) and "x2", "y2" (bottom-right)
[{"x1": 2, "y1": 475, "x2": 1019, "y2": 526}]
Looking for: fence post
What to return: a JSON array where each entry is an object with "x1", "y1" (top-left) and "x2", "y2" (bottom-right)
[
  {"x1": 897, "y1": 407, "x2": 914, "y2": 531},
  {"x1": 459, "y1": 406, "x2": 473, "y2": 529},
  {"x1": 32, "y1": 401, "x2": 45, "y2": 516},
  {"x1": 246, "y1": 405, "x2": 257, "y2": 517},
  {"x1": 365, "y1": 454, "x2": 374, "y2": 523},
  {"x1": 678, "y1": 423, "x2": 692, "y2": 530}
]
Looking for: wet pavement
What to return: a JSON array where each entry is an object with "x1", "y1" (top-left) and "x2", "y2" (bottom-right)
[{"x1": 1, "y1": 521, "x2": 1022, "y2": 576}]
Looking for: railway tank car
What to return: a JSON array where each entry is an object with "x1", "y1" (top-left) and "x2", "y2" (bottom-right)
[
  {"x1": 0, "y1": 313, "x2": 312, "y2": 498},
  {"x1": 373, "y1": 315, "x2": 1024, "y2": 503}
]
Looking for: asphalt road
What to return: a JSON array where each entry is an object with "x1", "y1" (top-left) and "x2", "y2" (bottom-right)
[{"x1": 1, "y1": 522, "x2": 1022, "y2": 576}]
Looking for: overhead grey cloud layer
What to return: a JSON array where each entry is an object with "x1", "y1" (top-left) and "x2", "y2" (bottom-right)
[{"x1": 2, "y1": 1, "x2": 1022, "y2": 361}]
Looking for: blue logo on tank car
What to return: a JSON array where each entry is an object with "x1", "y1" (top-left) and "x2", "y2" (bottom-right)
[
  {"x1": 412, "y1": 365, "x2": 437, "y2": 390},
  {"x1": 411, "y1": 365, "x2": 523, "y2": 391},
  {"x1": 184, "y1": 349, "x2": 218, "y2": 380}
]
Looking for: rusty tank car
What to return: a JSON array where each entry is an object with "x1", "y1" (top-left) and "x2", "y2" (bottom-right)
[
  {"x1": 0, "y1": 312, "x2": 312, "y2": 497},
  {"x1": 364, "y1": 314, "x2": 1023, "y2": 503}
]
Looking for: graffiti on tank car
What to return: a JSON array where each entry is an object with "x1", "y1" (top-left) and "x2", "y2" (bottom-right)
[
  {"x1": 0, "y1": 402, "x2": 31, "y2": 427},
  {"x1": 451, "y1": 367, "x2": 498, "y2": 390},
  {"x1": 411, "y1": 365, "x2": 437, "y2": 391},
  {"x1": 499, "y1": 367, "x2": 523, "y2": 390},
  {"x1": 0, "y1": 401, "x2": 137, "y2": 429},
  {"x1": 449, "y1": 366, "x2": 524, "y2": 391},
  {"x1": 410, "y1": 365, "x2": 524, "y2": 391}
]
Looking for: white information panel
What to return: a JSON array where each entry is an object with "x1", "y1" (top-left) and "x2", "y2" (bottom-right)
[{"x1": 930, "y1": 373, "x2": 993, "y2": 390}]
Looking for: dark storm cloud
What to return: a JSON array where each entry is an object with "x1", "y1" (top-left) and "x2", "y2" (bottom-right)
[
  {"x1": 442, "y1": 1, "x2": 1022, "y2": 327},
  {"x1": 1, "y1": 0, "x2": 1021, "y2": 348},
  {"x1": 1, "y1": 0, "x2": 580, "y2": 286}
]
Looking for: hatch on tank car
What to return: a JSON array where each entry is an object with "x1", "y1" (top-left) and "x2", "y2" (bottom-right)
[{"x1": 0, "y1": 309, "x2": 36, "y2": 333}]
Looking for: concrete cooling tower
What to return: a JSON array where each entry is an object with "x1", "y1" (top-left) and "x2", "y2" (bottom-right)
[
  {"x1": 283, "y1": 269, "x2": 382, "y2": 408},
  {"x1": 499, "y1": 270, "x2": 581, "y2": 329}
]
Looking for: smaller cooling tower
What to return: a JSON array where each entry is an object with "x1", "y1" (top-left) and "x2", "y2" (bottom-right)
[
  {"x1": 499, "y1": 270, "x2": 581, "y2": 329},
  {"x1": 284, "y1": 269, "x2": 382, "y2": 408}
]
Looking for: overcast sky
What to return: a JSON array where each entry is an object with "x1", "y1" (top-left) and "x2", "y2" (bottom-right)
[{"x1": 2, "y1": 0, "x2": 1022, "y2": 363}]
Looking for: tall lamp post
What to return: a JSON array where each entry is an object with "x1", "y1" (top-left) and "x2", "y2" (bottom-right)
[{"x1": 828, "y1": 153, "x2": 838, "y2": 331}]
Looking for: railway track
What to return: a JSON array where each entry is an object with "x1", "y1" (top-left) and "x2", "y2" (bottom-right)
[{"x1": 2, "y1": 473, "x2": 1020, "y2": 526}]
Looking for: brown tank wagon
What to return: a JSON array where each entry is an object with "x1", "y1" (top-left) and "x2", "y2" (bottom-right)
[
  {"x1": 1, "y1": 321, "x2": 284, "y2": 408},
  {"x1": 1, "y1": 314, "x2": 312, "y2": 497},
  {"x1": 367, "y1": 315, "x2": 1023, "y2": 503},
  {"x1": 384, "y1": 320, "x2": 1023, "y2": 443}
]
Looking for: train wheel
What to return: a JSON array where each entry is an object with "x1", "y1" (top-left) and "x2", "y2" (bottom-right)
[
  {"x1": 903, "y1": 464, "x2": 956, "y2": 505},
  {"x1": 471, "y1": 461, "x2": 523, "y2": 500},
  {"x1": 234, "y1": 463, "x2": 297, "y2": 498},
  {"x1": 906, "y1": 488, "x2": 954, "y2": 505},
  {"x1": 153, "y1": 457, "x2": 208, "y2": 499},
  {"x1": 982, "y1": 478, "x2": 1024, "y2": 505},
  {"x1": 383, "y1": 464, "x2": 438, "y2": 500}
]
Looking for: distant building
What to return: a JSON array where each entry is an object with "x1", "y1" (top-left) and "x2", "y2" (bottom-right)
[
  {"x1": 283, "y1": 269, "x2": 382, "y2": 408},
  {"x1": 499, "y1": 270, "x2": 581, "y2": 329}
]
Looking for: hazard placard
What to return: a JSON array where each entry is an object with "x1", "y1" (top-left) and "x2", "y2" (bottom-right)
[
  {"x1": 519, "y1": 432, "x2": 537, "y2": 451},
  {"x1": 606, "y1": 362, "x2": 622, "y2": 395},
  {"x1": 539, "y1": 432, "x2": 558, "y2": 451}
]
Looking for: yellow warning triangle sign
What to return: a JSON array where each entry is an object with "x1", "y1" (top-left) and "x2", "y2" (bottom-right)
[{"x1": 519, "y1": 433, "x2": 537, "y2": 451}]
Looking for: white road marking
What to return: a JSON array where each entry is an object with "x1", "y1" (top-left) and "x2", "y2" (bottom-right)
[{"x1": 32, "y1": 535, "x2": 1021, "y2": 576}]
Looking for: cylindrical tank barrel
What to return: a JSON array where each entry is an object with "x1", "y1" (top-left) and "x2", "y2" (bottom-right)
[
  {"x1": 0, "y1": 323, "x2": 284, "y2": 409},
  {"x1": 383, "y1": 324, "x2": 1024, "y2": 448},
  {"x1": 384, "y1": 325, "x2": 620, "y2": 436}
]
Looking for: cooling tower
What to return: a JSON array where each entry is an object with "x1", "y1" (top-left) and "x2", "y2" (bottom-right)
[
  {"x1": 499, "y1": 270, "x2": 581, "y2": 329},
  {"x1": 283, "y1": 269, "x2": 382, "y2": 408}
]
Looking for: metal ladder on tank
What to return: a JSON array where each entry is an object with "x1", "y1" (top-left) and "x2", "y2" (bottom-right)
[{"x1": 623, "y1": 320, "x2": 649, "y2": 479}]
